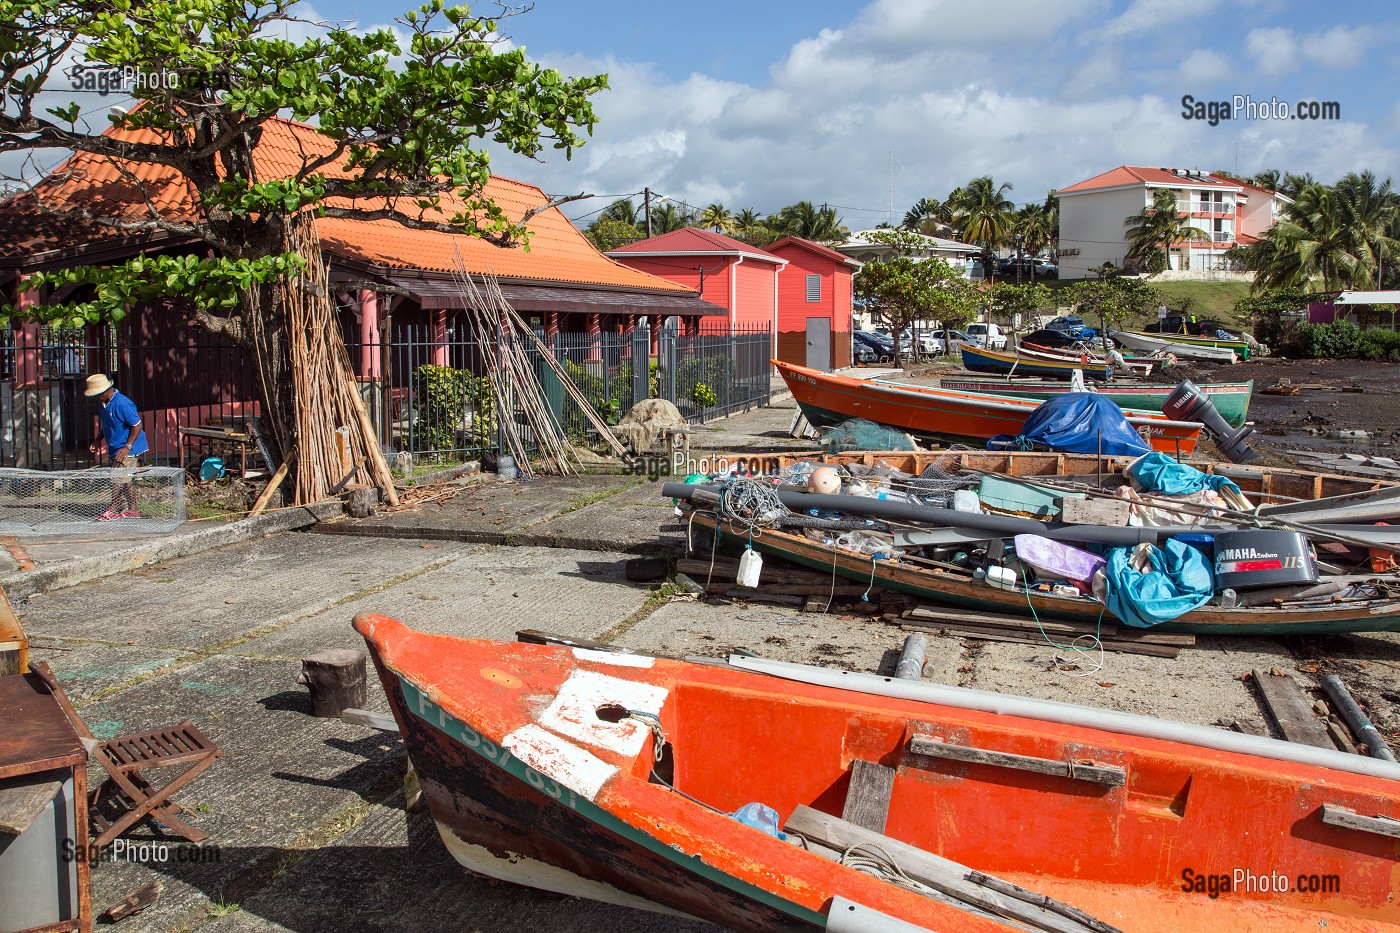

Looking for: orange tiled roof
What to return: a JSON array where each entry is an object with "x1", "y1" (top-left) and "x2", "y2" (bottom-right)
[
  {"x1": 0, "y1": 117, "x2": 694, "y2": 295},
  {"x1": 1059, "y1": 166, "x2": 1243, "y2": 194},
  {"x1": 610, "y1": 227, "x2": 785, "y2": 263}
]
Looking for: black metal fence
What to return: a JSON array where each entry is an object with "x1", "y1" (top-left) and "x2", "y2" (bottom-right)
[{"x1": 5, "y1": 322, "x2": 772, "y2": 470}]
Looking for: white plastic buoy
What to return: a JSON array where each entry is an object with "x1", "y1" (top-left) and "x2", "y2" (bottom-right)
[{"x1": 737, "y1": 548, "x2": 763, "y2": 587}]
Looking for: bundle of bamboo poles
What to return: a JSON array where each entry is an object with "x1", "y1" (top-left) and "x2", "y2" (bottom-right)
[
  {"x1": 280, "y1": 214, "x2": 400, "y2": 507},
  {"x1": 449, "y1": 251, "x2": 626, "y2": 476}
]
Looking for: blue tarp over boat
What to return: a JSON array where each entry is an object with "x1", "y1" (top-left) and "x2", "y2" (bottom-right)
[{"x1": 989, "y1": 393, "x2": 1153, "y2": 456}]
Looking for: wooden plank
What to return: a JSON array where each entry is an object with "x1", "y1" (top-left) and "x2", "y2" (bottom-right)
[
  {"x1": 0, "y1": 586, "x2": 27, "y2": 676},
  {"x1": 841, "y1": 760, "x2": 896, "y2": 833},
  {"x1": 0, "y1": 775, "x2": 61, "y2": 836},
  {"x1": 1060, "y1": 496, "x2": 1133, "y2": 526},
  {"x1": 911, "y1": 626, "x2": 1181, "y2": 659},
  {"x1": 1326, "y1": 720, "x2": 1359, "y2": 755},
  {"x1": 909, "y1": 735, "x2": 1127, "y2": 787},
  {"x1": 902, "y1": 610, "x2": 1196, "y2": 646},
  {"x1": 341, "y1": 708, "x2": 400, "y2": 733},
  {"x1": 1319, "y1": 803, "x2": 1400, "y2": 839},
  {"x1": 1252, "y1": 669, "x2": 1334, "y2": 749},
  {"x1": 784, "y1": 806, "x2": 1123, "y2": 933},
  {"x1": 100, "y1": 879, "x2": 163, "y2": 923},
  {"x1": 1229, "y1": 719, "x2": 1269, "y2": 737},
  {"x1": 515, "y1": 630, "x2": 647, "y2": 655}
]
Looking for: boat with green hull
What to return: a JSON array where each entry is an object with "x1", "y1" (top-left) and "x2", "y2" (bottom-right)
[{"x1": 936, "y1": 377, "x2": 1254, "y2": 428}]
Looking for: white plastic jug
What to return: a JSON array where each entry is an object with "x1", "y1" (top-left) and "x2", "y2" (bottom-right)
[
  {"x1": 737, "y1": 548, "x2": 763, "y2": 587},
  {"x1": 985, "y1": 565, "x2": 1019, "y2": 591}
]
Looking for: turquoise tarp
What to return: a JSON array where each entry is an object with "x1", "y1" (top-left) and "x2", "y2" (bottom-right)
[{"x1": 1104, "y1": 537, "x2": 1215, "y2": 628}]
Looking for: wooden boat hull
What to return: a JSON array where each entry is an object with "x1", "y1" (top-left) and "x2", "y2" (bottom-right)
[
  {"x1": 775, "y1": 360, "x2": 1202, "y2": 456},
  {"x1": 937, "y1": 378, "x2": 1254, "y2": 428},
  {"x1": 1135, "y1": 330, "x2": 1253, "y2": 360},
  {"x1": 686, "y1": 508, "x2": 1400, "y2": 635},
  {"x1": 357, "y1": 616, "x2": 1400, "y2": 931},
  {"x1": 1111, "y1": 330, "x2": 1239, "y2": 364},
  {"x1": 961, "y1": 344, "x2": 1111, "y2": 380},
  {"x1": 766, "y1": 449, "x2": 1393, "y2": 505}
]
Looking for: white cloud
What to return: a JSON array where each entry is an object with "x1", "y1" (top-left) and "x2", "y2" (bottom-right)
[
  {"x1": 1246, "y1": 27, "x2": 1298, "y2": 76},
  {"x1": 1300, "y1": 25, "x2": 1372, "y2": 69},
  {"x1": 1100, "y1": 0, "x2": 1223, "y2": 41},
  {"x1": 1179, "y1": 48, "x2": 1232, "y2": 84}
]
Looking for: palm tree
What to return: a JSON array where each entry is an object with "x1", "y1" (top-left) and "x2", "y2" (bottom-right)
[
  {"x1": 602, "y1": 197, "x2": 640, "y2": 226},
  {"x1": 948, "y1": 176, "x2": 1015, "y2": 251},
  {"x1": 1042, "y1": 191, "x2": 1060, "y2": 253},
  {"x1": 649, "y1": 201, "x2": 693, "y2": 235},
  {"x1": 1335, "y1": 171, "x2": 1400, "y2": 285},
  {"x1": 1015, "y1": 202, "x2": 1054, "y2": 255},
  {"x1": 700, "y1": 202, "x2": 735, "y2": 234},
  {"x1": 1279, "y1": 172, "x2": 1316, "y2": 198},
  {"x1": 1123, "y1": 188, "x2": 1213, "y2": 273},
  {"x1": 1248, "y1": 182, "x2": 1376, "y2": 292},
  {"x1": 770, "y1": 201, "x2": 848, "y2": 243},
  {"x1": 1251, "y1": 169, "x2": 1282, "y2": 191},
  {"x1": 901, "y1": 197, "x2": 950, "y2": 235},
  {"x1": 733, "y1": 208, "x2": 762, "y2": 233}
]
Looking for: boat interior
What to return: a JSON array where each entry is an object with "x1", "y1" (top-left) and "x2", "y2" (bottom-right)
[{"x1": 625, "y1": 675, "x2": 1400, "y2": 931}]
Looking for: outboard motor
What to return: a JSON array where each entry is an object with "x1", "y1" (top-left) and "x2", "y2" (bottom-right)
[{"x1": 1163, "y1": 380, "x2": 1259, "y2": 463}]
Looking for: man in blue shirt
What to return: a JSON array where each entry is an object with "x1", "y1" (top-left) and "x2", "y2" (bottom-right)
[{"x1": 84, "y1": 373, "x2": 149, "y2": 520}]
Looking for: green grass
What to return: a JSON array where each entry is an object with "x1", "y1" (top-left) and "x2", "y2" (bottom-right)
[
  {"x1": 1038, "y1": 278, "x2": 1254, "y2": 329},
  {"x1": 208, "y1": 899, "x2": 240, "y2": 918}
]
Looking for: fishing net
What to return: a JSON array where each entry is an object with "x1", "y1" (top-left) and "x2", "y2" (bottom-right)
[
  {"x1": 818, "y1": 418, "x2": 918, "y2": 453},
  {"x1": 0, "y1": 466, "x2": 186, "y2": 535}
]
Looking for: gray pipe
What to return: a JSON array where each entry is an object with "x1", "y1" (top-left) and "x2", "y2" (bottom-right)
[
  {"x1": 895, "y1": 634, "x2": 927, "y2": 681},
  {"x1": 663, "y1": 482, "x2": 1229, "y2": 547},
  {"x1": 1321, "y1": 675, "x2": 1397, "y2": 762}
]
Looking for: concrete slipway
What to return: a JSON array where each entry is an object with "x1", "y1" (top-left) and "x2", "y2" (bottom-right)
[{"x1": 11, "y1": 395, "x2": 1400, "y2": 931}]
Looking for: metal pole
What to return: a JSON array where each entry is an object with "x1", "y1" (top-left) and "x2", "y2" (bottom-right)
[
  {"x1": 895, "y1": 634, "x2": 927, "y2": 680},
  {"x1": 1322, "y1": 675, "x2": 1397, "y2": 762}
]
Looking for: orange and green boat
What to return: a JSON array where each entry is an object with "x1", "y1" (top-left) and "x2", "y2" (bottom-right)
[
  {"x1": 356, "y1": 614, "x2": 1400, "y2": 932},
  {"x1": 775, "y1": 360, "x2": 1203, "y2": 456}
]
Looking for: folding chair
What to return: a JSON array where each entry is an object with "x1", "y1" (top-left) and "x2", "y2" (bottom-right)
[{"x1": 31, "y1": 660, "x2": 223, "y2": 850}]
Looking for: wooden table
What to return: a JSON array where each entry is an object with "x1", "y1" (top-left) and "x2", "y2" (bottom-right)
[
  {"x1": 177, "y1": 425, "x2": 259, "y2": 479},
  {"x1": 0, "y1": 673, "x2": 91, "y2": 933}
]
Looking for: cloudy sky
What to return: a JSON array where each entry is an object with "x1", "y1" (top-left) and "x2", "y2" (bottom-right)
[
  {"x1": 454, "y1": 0, "x2": 1400, "y2": 227},
  {"x1": 24, "y1": 0, "x2": 1400, "y2": 231}
]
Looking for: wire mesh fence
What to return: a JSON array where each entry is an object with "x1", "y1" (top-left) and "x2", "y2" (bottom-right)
[{"x1": 0, "y1": 466, "x2": 186, "y2": 535}]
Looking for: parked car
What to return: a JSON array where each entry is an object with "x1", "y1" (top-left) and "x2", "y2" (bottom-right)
[
  {"x1": 1045, "y1": 315, "x2": 1098, "y2": 340},
  {"x1": 851, "y1": 339, "x2": 880, "y2": 365},
  {"x1": 853, "y1": 330, "x2": 894, "y2": 361},
  {"x1": 1017, "y1": 328, "x2": 1080, "y2": 351},
  {"x1": 964, "y1": 323, "x2": 1007, "y2": 350}
]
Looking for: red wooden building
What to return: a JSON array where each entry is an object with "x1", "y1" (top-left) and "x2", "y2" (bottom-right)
[
  {"x1": 766, "y1": 236, "x2": 860, "y2": 370},
  {"x1": 608, "y1": 229, "x2": 785, "y2": 336}
]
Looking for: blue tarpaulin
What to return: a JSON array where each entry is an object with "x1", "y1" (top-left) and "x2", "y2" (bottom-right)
[
  {"x1": 1127, "y1": 451, "x2": 1241, "y2": 496},
  {"x1": 1104, "y1": 538, "x2": 1216, "y2": 628},
  {"x1": 987, "y1": 393, "x2": 1152, "y2": 456}
]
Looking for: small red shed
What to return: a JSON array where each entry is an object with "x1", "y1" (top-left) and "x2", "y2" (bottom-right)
[
  {"x1": 767, "y1": 236, "x2": 861, "y2": 370},
  {"x1": 608, "y1": 229, "x2": 786, "y2": 337}
]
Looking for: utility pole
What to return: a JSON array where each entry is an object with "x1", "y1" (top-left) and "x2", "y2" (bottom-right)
[
  {"x1": 644, "y1": 187, "x2": 653, "y2": 239},
  {"x1": 887, "y1": 150, "x2": 894, "y2": 226}
]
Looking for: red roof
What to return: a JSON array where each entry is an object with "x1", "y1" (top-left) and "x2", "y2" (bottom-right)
[
  {"x1": 0, "y1": 117, "x2": 694, "y2": 295},
  {"x1": 609, "y1": 227, "x2": 785, "y2": 263},
  {"x1": 766, "y1": 236, "x2": 861, "y2": 268},
  {"x1": 1059, "y1": 166, "x2": 1243, "y2": 194}
]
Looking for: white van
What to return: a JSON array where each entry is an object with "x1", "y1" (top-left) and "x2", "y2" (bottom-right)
[{"x1": 964, "y1": 323, "x2": 1007, "y2": 350}]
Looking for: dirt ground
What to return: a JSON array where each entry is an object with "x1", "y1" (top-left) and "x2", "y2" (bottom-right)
[{"x1": 1234, "y1": 358, "x2": 1400, "y2": 454}]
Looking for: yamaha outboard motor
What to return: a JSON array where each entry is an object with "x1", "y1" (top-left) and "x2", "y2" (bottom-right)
[{"x1": 1163, "y1": 380, "x2": 1259, "y2": 463}]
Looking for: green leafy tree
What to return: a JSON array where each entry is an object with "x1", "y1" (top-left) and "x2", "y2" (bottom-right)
[
  {"x1": 0, "y1": 0, "x2": 605, "y2": 497},
  {"x1": 855, "y1": 254, "x2": 972, "y2": 369},
  {"x1": 1235, "y1": 288, "x2": 1308, "y2": 346},
  {"x1": 649, "y1": 201, "x2": 694, "y2": 234},
  {"x1": 585, "y1": 217, "x2": 644, "y2": 252},
  {"x1": 1067, "y1": 278, "x2": 1160, "y2": 337},
  {"x1": 1123, "y1": 188, "x2": 1213, "y2": 273},
  {"x1": 901, "y1": 197, "x2": 950, "y2": 236},
  {"x1": 984, "y1": 281, "x2": 1052, "y2": 330},
  {"x1": 600, "y1": 197, "x2": 642, "y2": 227}
]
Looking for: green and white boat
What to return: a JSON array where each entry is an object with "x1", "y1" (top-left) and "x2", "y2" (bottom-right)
[{"x1": 938, "y1": 377, "x2": 1254, "y2": 428}]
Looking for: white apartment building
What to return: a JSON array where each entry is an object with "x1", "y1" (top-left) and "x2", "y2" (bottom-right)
[{"x1": 1056, "y1": 166, "x2": 1290, "y2": 280}]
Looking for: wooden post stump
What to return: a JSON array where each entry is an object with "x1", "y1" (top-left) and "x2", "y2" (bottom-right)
[
  {"x1": 296, "y1": 649, "x2": 368, "y2": 718},
  {"x1": 345, "y1": 485, "x2": 379, "y2": 518}
]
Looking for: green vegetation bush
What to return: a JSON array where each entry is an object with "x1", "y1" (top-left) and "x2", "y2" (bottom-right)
[
  {"x1": 1281, "y1": 322, "x2": 1400, "y2": 361},
  {"x1": 412, "y1": 365, "x2": 495, "y2": 453}
]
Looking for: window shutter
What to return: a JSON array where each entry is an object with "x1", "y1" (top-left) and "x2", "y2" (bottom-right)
[{"x1": 805, "y1": 274, "x2": 821, "y2": 302}]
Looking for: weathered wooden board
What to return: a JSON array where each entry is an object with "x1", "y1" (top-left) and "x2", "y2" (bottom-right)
[{"x1": 841, "y1": 760, "x2": 896, "y2": 834}]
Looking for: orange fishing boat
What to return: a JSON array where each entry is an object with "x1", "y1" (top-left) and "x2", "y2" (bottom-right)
[
  {"x1": 776, "y1": 360, "x2": 1202, "y2": 456},
  {"x1": 357, "y1": 614, "x2": 1400, "y2": 932}
]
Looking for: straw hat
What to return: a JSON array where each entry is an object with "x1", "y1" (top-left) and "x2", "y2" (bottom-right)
[{"x1": 83, "y1": 373, "x2": 115, "y2": 397}]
